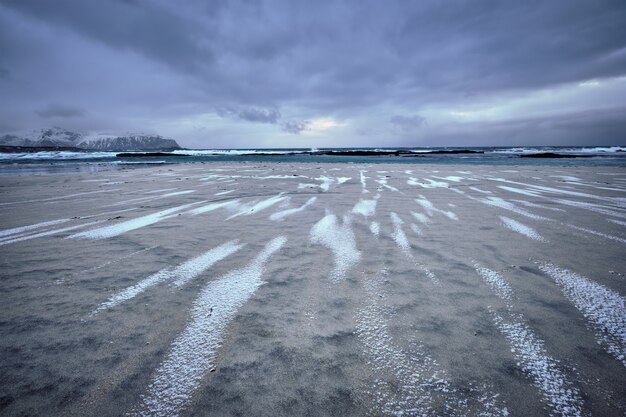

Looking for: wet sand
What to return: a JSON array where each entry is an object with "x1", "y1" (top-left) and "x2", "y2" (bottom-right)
[{"x1": 0, "y1": 162, "x2": 625, "y2": 416}]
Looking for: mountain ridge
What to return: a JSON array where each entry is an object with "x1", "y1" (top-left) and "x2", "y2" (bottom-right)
[{"x1": 0, "y1": 127, "x2": 181, "y2": 151}]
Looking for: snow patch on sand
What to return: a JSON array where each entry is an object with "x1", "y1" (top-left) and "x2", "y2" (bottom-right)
[
  {"x1": 472, "y1": 262, "x2": 514, "y2": 300},
  {"x1": 390, "y1": 212, "x2": 411, "y2": 254},
  {"x1": 226, "y1": 193, "x2": 287, "y2": 220},
  {"x1": 415, "y1": 196, "x2": 458, "y2": 220},
  {"x1": 564, "y1": 223, "x2": 626, "y2": 245},
  {"x1": 0, "y1": 220, "x2": 103, "y2": 246},
  {"x1": 500, "y1": 216, "x2": 546, "y2": 242},
  {"x1": 0, "y1": 218, "x2": 70, "y2": 238},
  {"x1": 492, "y1": 311, "x2": 585, "y2": 417},
  {"x1": 310, "y1": 214, "x2": 361, "y2": 282},
  {"x1": 352, "y1": 198, "x2": 378, "y2": 217},
  {"x1": 188, "y1": 199, "x2": 241, "y2": 215},
  {"x1": 270, "y1": 197, "x2": 317, "y2": 221},
  {"x1": 539, "y1": 263, "x2": 626, "y2": 366},
  {"x1": 68, "y1": 203, "x2": 197, "y2": 239},
  {"x1": 94, "y1": 240, "x2": 244, "y2": 312},
  {"x1": 131, "y1": 237, "x2": 285, "y2": 417}
]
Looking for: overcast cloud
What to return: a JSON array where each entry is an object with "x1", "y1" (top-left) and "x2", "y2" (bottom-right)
[{"x1": 0, "y1": 0, "x2": 624, "y2": 148}]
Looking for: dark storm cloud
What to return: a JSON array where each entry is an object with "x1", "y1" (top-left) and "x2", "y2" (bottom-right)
[
  {"x1": 1, "y1": 0, "x2": 213, "y2": 73},
  {"x1": 1, "y1": 0, "x2": 625, "y2": 145},
  {"x1": 215, "y1": 106, "x2": 281, "y2": 124},
  {"x1": 280, "y1": 120, "x2": 310, "y2": 135},
  {"x1": 390, "y1": 115, "x2": 427, "y2": 132},
  {"x1": 36, "y1": 103, "x2": 86, "y2": 118}
]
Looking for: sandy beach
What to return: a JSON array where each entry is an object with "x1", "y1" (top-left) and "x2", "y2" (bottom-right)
[{"x1": 0, "y1": 162, "x2": 625, "y2": 416}]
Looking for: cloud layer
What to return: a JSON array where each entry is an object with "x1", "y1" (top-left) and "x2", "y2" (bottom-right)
[{"x1": 1, "y1": 0, "x2": 625, "y2": 147}]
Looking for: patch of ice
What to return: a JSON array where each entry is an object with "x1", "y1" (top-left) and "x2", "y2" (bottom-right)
[
  {"x1": 369, "y1": 222, "x2": 380, "y2": 237},
  {"x1": 131, "y1": 237, "x2": 285, "y2": 417},
  {"x1": 310, "y1": 214, "x2": 361, "y2": 282},
  {"x1": 269, "y1": 197, "x2": 317, "y2": 221},
  {"x1": 500, "y1": 216, "x2": 546, "y2": 242}
]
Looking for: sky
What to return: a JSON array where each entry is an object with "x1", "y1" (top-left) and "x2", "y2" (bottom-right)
[{"x1": 0, "y1": 0, "x2": 625, "y2": 149}]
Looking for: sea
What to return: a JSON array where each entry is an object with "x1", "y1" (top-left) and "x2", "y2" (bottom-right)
[{"x1": 0, "y1": 146, "x2": 624, "y2": 175}]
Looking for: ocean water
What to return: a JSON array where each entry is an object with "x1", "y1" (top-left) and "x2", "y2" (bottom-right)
[{"x1": 0, "y1": 146, "x2": 624, "y2": 175}]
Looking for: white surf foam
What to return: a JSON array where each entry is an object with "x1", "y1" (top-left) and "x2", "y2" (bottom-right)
[
  {"x1": 500, "y1": 216, "x2": 546, "y2": 242},
  {"x1": 68, "y1": 203, "x2": 197, "y2": 239},
  {"x1": 539, "y1": 263, "x2": 626, "y2": 366},
  {"x1": 310, "y1": 214, "x2": 361, "y2": 282},
  {"x1": 269, "y1": 197, "x2": 317, "y2": 221},
  {"x1": 131, "y1": 237, "x2": 285, "y2": 417}
]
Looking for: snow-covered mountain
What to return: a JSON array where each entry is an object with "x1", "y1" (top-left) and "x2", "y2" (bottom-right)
[{"x1": 0, "y1": 127, "x2": 181, "y2": 150}]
